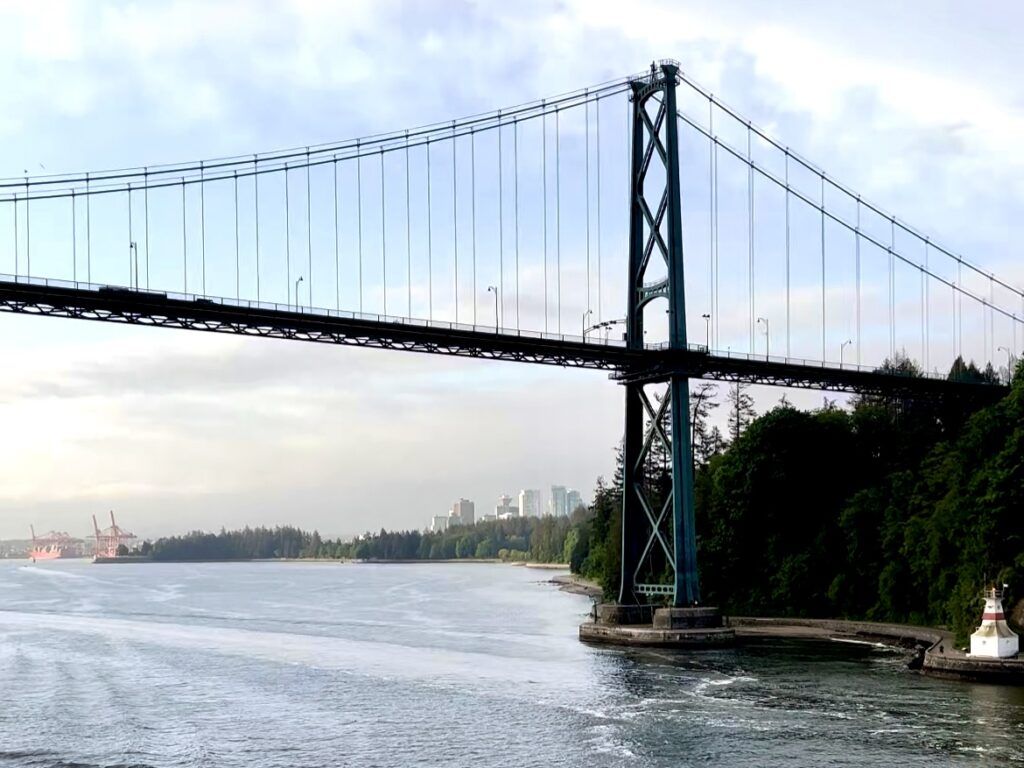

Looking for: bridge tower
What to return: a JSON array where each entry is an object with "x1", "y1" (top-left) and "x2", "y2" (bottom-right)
[{"x1": 619, "y1": 61, "x2": 700, "y2": 608}]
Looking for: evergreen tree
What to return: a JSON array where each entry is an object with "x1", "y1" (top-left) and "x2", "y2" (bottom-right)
[
  {"x1": 726, "y1": 382, "x2": 756, "y2": 442},
  {"x1": 691, "y1": 382, "x2": 720, "y2": 465}
]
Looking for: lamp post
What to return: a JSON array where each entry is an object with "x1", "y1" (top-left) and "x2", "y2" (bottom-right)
[
  {"x1": 757, "y1": 316, "x2": 770, "y2": 360},
  {"x1": 487, "y1": 285, "x2": 499, "y2": 333},
  {"x1": 294, "y1": 275, "x2": 304, "y2": 311},
  {"x1": 840, "y1": 339, "x2": 853, "y2": 369},
  {"x1": 129, "y1": 241, "x2": 138, "y2": 290},
  {"x1": 701, "y1": 313, "x2": 710, "y2": 350},
  {"x1": 998, "y1": 346, "x2": 1013, "y2": 382},
  {"x1": 582, "y1": 309, "x2": 593, "y2": 342}
]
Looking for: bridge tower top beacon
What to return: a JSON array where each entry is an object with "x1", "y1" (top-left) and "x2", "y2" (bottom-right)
[{"x1": 619, "y1": 60, "x2": 700, "y2": 608}]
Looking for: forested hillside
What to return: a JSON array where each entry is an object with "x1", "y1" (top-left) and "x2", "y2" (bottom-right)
[{"x1": 575, "y1": 356, "x2": 1023, "y2": 642}]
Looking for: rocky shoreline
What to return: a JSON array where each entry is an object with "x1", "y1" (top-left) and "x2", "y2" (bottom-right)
[{"x1": 549, "y1": 573, "x2": 603, "y2": 598}]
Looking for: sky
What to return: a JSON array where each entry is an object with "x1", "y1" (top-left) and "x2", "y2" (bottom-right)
[{"x1": 1, "y1": 0, "x2": 1023, "y2": 540}]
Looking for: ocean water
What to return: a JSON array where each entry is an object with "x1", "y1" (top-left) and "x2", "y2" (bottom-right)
[{"x1": 0, "y1": 560, "x2": 1022, "y2": 767}]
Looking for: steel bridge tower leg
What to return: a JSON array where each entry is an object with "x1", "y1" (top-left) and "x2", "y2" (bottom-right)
[{"x1": 618, "y1": 62, "x2": 700, "y2": 609}]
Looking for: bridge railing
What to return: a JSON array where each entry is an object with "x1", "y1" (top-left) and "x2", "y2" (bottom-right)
[
  {"x1": 643, "y1": 340, "x2": 981, "y2": 382},
  {"x1": 2, "y1": 272, "x2": 1010, "y2": 383},
  {"x1": 0, "y1": 273, "x2": 638, "y2": 348}
]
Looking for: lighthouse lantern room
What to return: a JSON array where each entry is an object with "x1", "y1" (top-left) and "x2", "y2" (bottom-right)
[{"x1": 969, "y1": 587, "x2": 1019, "y2": 659}]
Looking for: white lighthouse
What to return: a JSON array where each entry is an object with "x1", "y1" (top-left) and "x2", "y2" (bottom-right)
[{"x1": 968, "y1": 587, "x2": 1019, "y2": 658}]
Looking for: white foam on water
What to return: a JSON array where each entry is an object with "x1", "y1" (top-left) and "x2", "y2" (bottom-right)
[
  {"x1": 0, "y1": 609, "x2": 590, "y2": 697},
  {"x1": 16, "y1": 566, "x2": 88, "y2": 580},
  {"x1": 830, "y1": 636, "x2": 889, "y2": 649},
  {"x1": 694, "y1": 674, "x2": 757, "y2": 696}
]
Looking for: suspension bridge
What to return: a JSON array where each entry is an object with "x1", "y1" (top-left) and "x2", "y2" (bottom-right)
[{"x1": 1, "y1": 61, "x2": 1020, "y2": 609}]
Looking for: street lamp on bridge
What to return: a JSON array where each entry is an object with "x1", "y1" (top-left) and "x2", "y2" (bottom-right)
[
  {"x1": 701, "y1": 313, "x2": 710, "y2": 350},
  {"x1": 757, "y1": 316, "x2": 769, "y2": 360},
  {"x1": 840, "y1": 339, "x2": 853, "y2": 369},
  {"x1": 998, "y1": 346, "x2": 1014, "y2": 382},
  {"x1": 582, "y1": 309, "x2": 593, "y2": 342},
  {"x1": 293, "y1": 275, "x2": 304, "y2": 312},
  {"x1": 486, "y1": 285, "x2": 499, "y2": 333},
  {"x1": 129, "y1": 241, "x2": 138, "y2": 290}
]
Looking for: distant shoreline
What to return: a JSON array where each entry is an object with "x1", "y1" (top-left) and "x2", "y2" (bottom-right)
[{"x1": 28, "y1": 556, "x2": 573, "y2": 567}]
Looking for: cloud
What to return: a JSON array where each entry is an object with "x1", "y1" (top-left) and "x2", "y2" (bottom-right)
[{"x1": 1, "y1": 1, "x2": 1022, "y2": 539}]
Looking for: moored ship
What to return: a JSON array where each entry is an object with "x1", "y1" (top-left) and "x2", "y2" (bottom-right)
[{"x1": 29, "y1": 526, "x2": 85, "y2": 561}]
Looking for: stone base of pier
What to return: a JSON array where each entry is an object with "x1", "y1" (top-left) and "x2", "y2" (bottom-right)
[{"x1": 580, "y1": 604, "x2": 735, "y2": 648}]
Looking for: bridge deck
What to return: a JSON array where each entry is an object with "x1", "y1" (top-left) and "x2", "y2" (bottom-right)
[{"x1": 0, "y1": 278, "x2": 1006, "y2": 399}]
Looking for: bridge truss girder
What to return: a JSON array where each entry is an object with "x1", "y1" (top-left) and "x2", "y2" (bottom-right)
[{"x1": 0, "y1": 279, "x2": 1006, "y2": 405}]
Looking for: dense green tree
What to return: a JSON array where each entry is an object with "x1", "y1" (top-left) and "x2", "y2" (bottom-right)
[
  {"x1": 577, "y1": 357, "x2": 1024, "y2": 643},
  {"x1": 726, "y1": 381, "x2": 756, "y2": 443}
]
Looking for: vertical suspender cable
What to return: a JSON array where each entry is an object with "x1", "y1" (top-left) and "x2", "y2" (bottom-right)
[
  {"x1": 713, "y1": 117, "x2": 719, "y2": 350},
  {"x1": 471, "y1": 129, "x2": 477, "y2": 325},
  {"x1": 543, "y1": 105, "x2": 548, "y2": 333},
  {"x1": 855, "y1": 196, "x2": 861, "y2": 365},
  {"x1": 709, "y1": 99, "x2": 715, "y2": 349},
  {"x1": 556, "y1": 106, "x2": 561, "y2": 335},
  {"x1": 254, "y1": 156, "x2": 261, "y2": 302},
  {"x1": 950, "y1": 259, "x2": 958, "y2": 360},
  {"x1": 920, "y1": 263, "x2": 926, "y2": 368},
  {"x1": 990, "y1": 276, "x2": 995, "y2": 365},
  {"x1": 922, "y1": 240, "x2": 928, "y2": 370},
  {"x1": 498, "y1": 111, "x2": 504, "y2": 328},
  {"x1": 748, "y1": 125, "x2": 754, "y2": 353},
  {"x1": 285, "y1": 163, "x2": 291, "y2": 306},
  {"x1": 468, "y1": 131, "x2": 475, "y2": 325},
  {"x1": 585, "y1": 93, "x2": 591, "y2": 316},
  {"x1": 200, "y1": 161, "x2": 206, "y2": 295},
  {"x1": 306, "y1": 150, "x2": 312, "y2": 308},
  {"x1": 925, "y1": 240, "x2": 931, "y2": 369},
  {"x1": 71, "y1": 190, "x2": 76, "y2": 283},
  {"x1": 144, "y1": 169, "x2": 150, "y2": 289},
  {"x1": 404, "y1": 134, "x2": 411, "y2": 318},
  {"x1": 12, "y1": 192, "x2": 17, "y2": 278},
  {"x1": 952, "y1": 268, "x2": 958, "y2": 362},
  {"x1": 427, "y1": 139, "x2": 433, "y2": 320},
  {"x1": 24, "y1": 178, "x2": 29, "y2": 278},
  {"x1": 785, "y1": 151, "x2": 790, "y2": 358},
  {"x1": 334, "y1": 155, "x2": 340, "y2": 311},
  {"x1": 514, "y1": 118, "x2": 520, "y2": 329},
  {"x1": 452, "y1": 123, "x2": 458, "y2": 323},
  {"x1": 889, "y1": 217, "x2": 895, "y2": 358},
  {"x1": 596, "y1": 95, "x2": 601, "y2": 325},
  {"x1": 381, "y1": 148, "x2": 387, "y2": 317},
  {"x1": 820, "y1": 174, "x2": 826, "y2": 362},
  {"x1": 182, "y1": 178, "x2": 187, "y2": 292},
  {"x1": 234, "y1": 171, "x2": 240, "y2": 300},
  {"x1": 86, "y1": 173, "x2": 91, "y2": 283},
  {"x1": 357, "y1": 142, "x2": 364, "y2": 313},
  {"x1": 127, "y1": 183, "x2": 133, "y2": 286},
  {"x1": 982, "y1": 294, "x2": 989, "y2": 368}
]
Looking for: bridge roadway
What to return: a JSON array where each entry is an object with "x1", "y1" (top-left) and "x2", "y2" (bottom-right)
[{"x1": 0, "y1": 277, "x2": 1006, "y2": 400}]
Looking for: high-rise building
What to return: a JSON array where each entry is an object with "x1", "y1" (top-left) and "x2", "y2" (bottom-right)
[
  {"x1": 549, "y1": 485, "x2": 568, "y2": 517},
  {"x1": 566, "y1": 489, "x2": 584, "y2": 515},
  {"x1": 495, "y1": 494, "x2": 518, "y2": 519},
  {"x1": 518, "y1": 489, "x2": 541, "y2": 518},
  {"x1": 450, "y1": 498, "x2": 475, "y2": 526},
  {"x1": 430, "y1": 515, "x2": 449, "y2": 533}
]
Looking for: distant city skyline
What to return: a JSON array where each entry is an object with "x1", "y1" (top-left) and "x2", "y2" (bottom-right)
[{"x1": 427, "y1": 485, "x2": 589, "y2": 532}]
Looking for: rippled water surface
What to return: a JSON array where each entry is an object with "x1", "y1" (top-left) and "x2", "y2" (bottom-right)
[{"x1": 1, "y1": 560, "x2": 1022, "y2": 767}]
